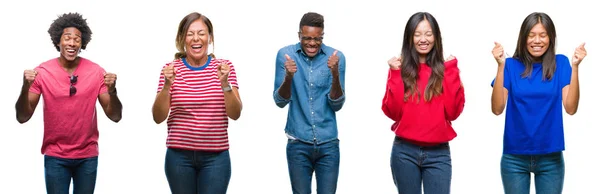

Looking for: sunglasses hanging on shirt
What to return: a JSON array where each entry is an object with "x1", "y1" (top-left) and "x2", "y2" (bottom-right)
[{"x1": 70, "y1": 75, "x2": 78, "y2": 96}]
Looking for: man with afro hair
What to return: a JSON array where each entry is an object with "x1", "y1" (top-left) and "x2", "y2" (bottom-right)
[{"x1": 15, "y1": 12, "x2": 123, "y2": 194}]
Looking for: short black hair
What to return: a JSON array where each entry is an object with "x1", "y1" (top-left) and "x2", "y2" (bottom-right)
[
  {"x1": 48, "y1": 12, "x2": 92, "y2": 51},
  {"x1": 299, "y1": 12, "x2": 324, "y2": 31}
]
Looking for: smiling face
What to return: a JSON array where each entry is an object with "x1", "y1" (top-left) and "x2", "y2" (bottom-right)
[
  {"x1": 413, "y1": 19, "x2": 434, "y2": 62},
  {"x1": 299, "y1": 26, "x2": 324, "y2": 58},
  {"x1": 526, "y1": 23, "x2": 550, "y2": 60},
  {"x1": 185, "y1": 19, "x2": 211, "y2": 63},
  {"x1": 58, "y1": 27, "x2": 82, "y2": 62}
]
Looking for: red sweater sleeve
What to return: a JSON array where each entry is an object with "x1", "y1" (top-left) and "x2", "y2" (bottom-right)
[
  {"x1": 382, "y1": 69, "x2": 405, "y2": 121},
  {"x1": 443, "y1": 58, "x2": 465, "y2": 121}
]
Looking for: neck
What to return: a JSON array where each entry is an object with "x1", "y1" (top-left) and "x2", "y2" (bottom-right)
[
  {"x1": 419, "y1": 55, "x2": 427, "y2": 63},
  {"x1": 187, "y1": 55, "x2": 208, "y2": 67},
  {"x1": 58, "y1": 56, "x2": 80, "y2": 73}
]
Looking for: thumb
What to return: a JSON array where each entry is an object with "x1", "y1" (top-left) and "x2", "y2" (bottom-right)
[
  {"x1": 285, "y1": 54, "x2": 292, "y2": 61},
  {"x1": 579, "y1": 42, "x2": 586, "y2": 49},
  {"x1": 494, "y1": 41, "x2": 500, "y2": 46},
  {"x1": 333, "y1": 50, "x2": 338, "y2": 56}
]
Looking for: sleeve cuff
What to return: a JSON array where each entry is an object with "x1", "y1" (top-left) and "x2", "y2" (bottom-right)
[
  {"x1": 328, "y1": 92, "x2": 345, "y2": 104},
  {"x1": 274, "y1": 89, "x2": 291, "y2": 103}
]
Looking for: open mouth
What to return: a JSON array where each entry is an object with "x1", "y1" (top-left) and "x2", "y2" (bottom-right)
[
  {"x1": 418, "y1": 43, "x2": 429, "y2": 50},
  {"x1": 305, "y1": 47, "x2": 318, "y2": 53},
  {"x1": 530, "y1": 46, "x2": 544, "y2": 52}
]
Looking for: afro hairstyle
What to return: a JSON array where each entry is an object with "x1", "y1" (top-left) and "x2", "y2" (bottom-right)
[{"x1": 48, "y1": 12, "x2": 92, "y2": 51}]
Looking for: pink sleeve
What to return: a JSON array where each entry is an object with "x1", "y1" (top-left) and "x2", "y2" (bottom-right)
[
  {"x1": 99, "y1": 68, "x2": 108, "y2": 95},
  {"x1": 382, "y1": 69, "x2": 405, "y2": 122},
  {"x1": 442, "y1": 58, "x2": 465, "y2": 121}
]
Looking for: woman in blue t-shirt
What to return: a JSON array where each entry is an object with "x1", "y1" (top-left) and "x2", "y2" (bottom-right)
[{"x1": 490, "y1": 12, "x2": 586, "y2": 194}]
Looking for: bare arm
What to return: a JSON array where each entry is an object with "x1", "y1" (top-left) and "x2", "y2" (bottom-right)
[
  {"x1": 562, "y1": 43, "x2": 586, "y2": 115},
  {"x1": 491, "y1": 65, "x2": 509, "y2": 115},
  {"x1": 16, "y1": 86, "x2": 41, "y2": 123},
  {"x1": 278, "y1": 76, "x2": 293, "y2": 100},
  {"x1": 98, "y1": 73, "x2": 122, "y2": 122},
  {"x1": 98, "y1": 90, "x2": 123, "y2": 123},
  {"x1": 153, "y1": 84, "x2": 171, "y2": 124},
  {"x1": 16, "y1": 70, "x2": 41, "y2": 123},
  {"x1": 153, "y1": 64, "x2": 175, "y2": 124},
  {"x1": 491, "y1": 42, "x2": 509, "y2": 115},
  {"x1": 223, "y1": 86, "x2": 242, "y2": 120}
]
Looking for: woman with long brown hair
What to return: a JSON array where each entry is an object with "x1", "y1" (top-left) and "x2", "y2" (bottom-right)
[
  {"x1": 491, "y1": 12, "x2": 586, "y2": 194},
  {"x1": 382, "y1": 12, "x2": 465, "y2": 194}
]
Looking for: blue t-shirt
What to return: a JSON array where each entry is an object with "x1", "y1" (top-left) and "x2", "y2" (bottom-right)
[{"x1": 491, "y1": 54, "x2": 572, "y2": 155}]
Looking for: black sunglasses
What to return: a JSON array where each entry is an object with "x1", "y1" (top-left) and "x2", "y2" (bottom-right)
[{"x1": 70, "y1": 75, "x2": 78, "y2": 96}]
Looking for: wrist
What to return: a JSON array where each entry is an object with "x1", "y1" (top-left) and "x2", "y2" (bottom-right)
[
  {"x1": 221, "y1": 82, "x2": 232, "y2": 92},
  {"x1": 109, "y1": 88, "x2": 117, "y2": 95}
]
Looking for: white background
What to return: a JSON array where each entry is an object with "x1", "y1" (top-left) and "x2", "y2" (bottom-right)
[{"x1": 0, "y1": 0, "x2": 597, "y2": 193}]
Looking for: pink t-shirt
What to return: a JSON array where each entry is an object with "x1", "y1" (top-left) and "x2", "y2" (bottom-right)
[{"x1": 30, "y1": 57, "x2": 107, "y2": 159}]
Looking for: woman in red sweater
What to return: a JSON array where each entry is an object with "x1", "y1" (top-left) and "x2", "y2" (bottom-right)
[{"x1": 382, "y1": 12, "x2": 465, "y2": 194}]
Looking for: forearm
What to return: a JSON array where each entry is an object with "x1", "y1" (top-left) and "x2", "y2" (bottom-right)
[
  {"x1": 16, "y1": 85, "x2": 33, "y2": 123},
  {"x1": 152, "y1": 86, "x2": 172, "y2": 124},
  {"x1": 491, "y1": 65, "x2": 506, "y2": 115},
  {"x1": 329, "y1": 73, "x2": 343, "y2": 100},
  {"x1": 105, "y1": 91, "x2": 123, "y2": 122},
  {"x1": 565, "y1": 66, "x2": 580, "y2": 115},
  {"x1": 223, "y1": 87, "x2": 242, "y2": 120},
  {"x1": 277, "y1": 75, "x2": 293, "y2": 100}
]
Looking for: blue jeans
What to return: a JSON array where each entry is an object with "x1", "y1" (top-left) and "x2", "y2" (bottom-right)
[
  {"x1": 44, "y1": 155, "x2": 98, "y2": 194},
  {"x1": 501, "y1": 152, "x2": 564, "y2": 194},
  {"x1": 390, "y1": 137, "x2": 452, "y2": 194},
  {"x1": 164, "y1": 148, "x2": 231, "y2": 194},
  {"x1": 286, "y1": 139, "x2": 340, "y2": 194}
]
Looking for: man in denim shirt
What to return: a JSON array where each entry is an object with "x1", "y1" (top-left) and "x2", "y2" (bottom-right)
[{"x1": 273, "y1": 12, "x2": 346, "y2": 194}]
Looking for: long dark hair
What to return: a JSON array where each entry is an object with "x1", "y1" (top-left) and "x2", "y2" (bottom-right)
[
  {"x1": 513, "y1": 12, "x2": 557, "y2": 80},
  {"x1": 401, "y1": 12, "x2": 444, "y2": 102},
  {"x1": 174, "y1": 12, "x2": 215, "y2": 59}
]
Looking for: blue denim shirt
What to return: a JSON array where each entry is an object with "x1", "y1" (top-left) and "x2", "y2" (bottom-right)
[{"x1": 273, "y1": 43, "x2": 346, "y2": 145}]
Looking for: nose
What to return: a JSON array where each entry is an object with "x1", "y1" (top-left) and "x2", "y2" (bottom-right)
[
  {"x1": 533, "y1": 36, "x2": 542, "y2": 43},
  {"x1": 193, "y1": 34, "x2": 200, "y2": 42},
  {"x1": 417, "y1": 35, "x2": 427, "y2": 43},
  {"x1": 66, "y1": 39, "x2": 75, "y2": 46}
]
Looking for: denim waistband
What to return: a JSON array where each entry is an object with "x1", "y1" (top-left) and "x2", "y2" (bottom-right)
[{"x1": 395, "y1": 136, "x2": 449, "y2": 148}]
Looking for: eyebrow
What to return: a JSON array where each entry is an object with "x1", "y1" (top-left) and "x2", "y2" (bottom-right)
[
  {"x1": 63, "y1": 33, "x2": 81, "y2": 37},
  {"x1": 187, "y1": 30, "x2": 206, "y2": 33}
]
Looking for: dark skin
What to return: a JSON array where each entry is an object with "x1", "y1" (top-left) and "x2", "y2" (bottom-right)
[
  {"x1": 16, "y1": 27, "x2": 122, "y2": 123},
  {"x1": 278, "y1": 25, "x2": 343, "y2": 100}
]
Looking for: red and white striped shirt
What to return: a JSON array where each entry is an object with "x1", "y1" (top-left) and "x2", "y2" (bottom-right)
[{"x1": 157, "y1": 57, "x2": 238, "y2": 152}]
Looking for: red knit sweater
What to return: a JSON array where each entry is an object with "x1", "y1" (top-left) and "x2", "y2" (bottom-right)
[{"x1": 382, "y1": 58, "x2": 465, "y2": 145}]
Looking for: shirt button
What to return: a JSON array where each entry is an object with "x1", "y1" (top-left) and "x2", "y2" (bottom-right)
[
  {"x1": 310, "y1": 83, "x2": 313, "y2": 86},
  {"x1": 312, "y1": 125, "x2": 316, "y2": 128},
  {"x1": 310, "y1": 70, "x2": 313, "y2": 73},
  {"x1": 311, "y1": 111, "x2": 314, "y2": 114},
  {"x1": 310, "y1": 97, "x2": 313, "y2": 101}
]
